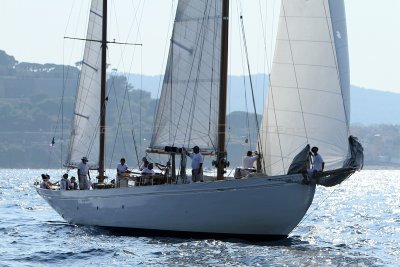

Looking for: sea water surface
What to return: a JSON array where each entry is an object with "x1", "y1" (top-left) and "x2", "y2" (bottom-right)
[{"x1": 0, "y1": 169, "x2": 398, "y2": 266}]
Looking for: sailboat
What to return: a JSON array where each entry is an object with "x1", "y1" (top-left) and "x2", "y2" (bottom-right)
[{"x1": 36, "y1": 0, "x2": 363, "y2": 240}]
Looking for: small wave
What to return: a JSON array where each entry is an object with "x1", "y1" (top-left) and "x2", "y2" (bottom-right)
[
  {"x1": 46, "y1": 220, "x2": 70, "y2": 225},
  {"x1": 335, "y1": 243, "x2": 351, "y2": 249}
]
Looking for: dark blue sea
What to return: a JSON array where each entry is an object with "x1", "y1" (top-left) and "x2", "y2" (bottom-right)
[{"x1": 0, "y1": 169, "x2": 398, "y2": 266}]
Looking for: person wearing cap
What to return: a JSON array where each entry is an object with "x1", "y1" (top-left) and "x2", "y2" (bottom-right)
[
  {"x1": 60, "y1": 173, "x2": 70, "y2": 190},
  {"x1": 308, "y1": 146, "x2": 325, "y2": 176},
  {"x1": 186, "y1": 146, "x2": 203, "y2": 182},
  {"x1": 77, "y1": 157, "x2": 91, "y2": 190}
]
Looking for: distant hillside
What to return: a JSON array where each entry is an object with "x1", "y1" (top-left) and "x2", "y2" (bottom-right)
[
  {"x1": 351, "y1": 86, "x2": 400, "y2": 125},
  {"x1": 127, "y1": 73, "x2": 400, "y2": 126}
]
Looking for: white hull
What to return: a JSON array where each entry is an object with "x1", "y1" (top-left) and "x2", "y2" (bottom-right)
[{"x1": 37, "y1": 174, "x2": 315, "y2": 240}]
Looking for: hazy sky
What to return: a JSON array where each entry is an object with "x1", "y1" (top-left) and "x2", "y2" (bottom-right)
[{"x1": 0, "y1": 0, "x2": 399, "y2": 93}]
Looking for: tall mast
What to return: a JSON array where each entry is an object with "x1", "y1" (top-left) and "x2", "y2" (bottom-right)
[
  {"x1": 99, "y1": 0, "x2": 107, "y2": 183},
  {"x1": 216, "y1": 0, "x2": 229, "y2": 180}
]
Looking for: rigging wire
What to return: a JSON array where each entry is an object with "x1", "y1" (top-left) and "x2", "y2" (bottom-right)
[
  {"x1": 235, "y1": 1, "x2": 252, "y2": 150},
  {"x1": 59, "y1": 0, "x2": 82, "y2": 169},
  {"x1": 184, "y1": 2, "x2": 214, "y2": 149},
  {"x1": 108, "y1": 74, "x2": 129, "y2": 169},
  {"x1": 145, "y1": 1, "x2": 217, "y2": 153},
  {"x1": 47, "y1": 61, "x2": 69, "y2": 169},
  {"x1": 171, "y1": 1, "x2": 214, "y2": 149},
  {"x1": 237, "y1": 8, "x2": 266, "y2": 169},
  {"x1": 235, "y1": 0, "x2": 277, "y2": 171},
  {"x1": 254, "y1": 0, "x2": 280, "y2": 173},
  {"x1": 152, "y1": 0, "x2": 176, "y2": 139},
  {"x1": 264, "y1": 1, "x2": 286, "y2": 173},
  {"x1": 46, "y1": 0, "x2": 85, "y2": 170},
  {"x1": 253, "y1": 0, "x2": 274, "y2": 171},
  {"x1": 258, "y1": 0, "x2": 274, "y2": 119},
  {"x1": 107, "y1": 0, "x2": 146, "y2": 167}
]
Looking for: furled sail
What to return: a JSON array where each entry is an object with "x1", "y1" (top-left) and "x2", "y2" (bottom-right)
[
  {"x1": 66, "y1": 0, "x2": 103, "y2": 168},
  {"x1": 259, "y1": 0, "x2": 351, "y2": 175},
  {"x1": 149, "y1": 0, "x2": 222, "y2": 153}
]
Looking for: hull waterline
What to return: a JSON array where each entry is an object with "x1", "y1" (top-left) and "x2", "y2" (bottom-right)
[{"x1": 37, "y1": 174, "x2": 315, "y2": 240}]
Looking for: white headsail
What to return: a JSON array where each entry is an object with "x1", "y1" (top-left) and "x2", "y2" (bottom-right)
[
  {"x1": 66, "y1": 0, "x2": 103, "y2": 168},
  {"x1": 259, "y1": 0, "x2": 350, "y2": 175},
  {"x1": 149, "y1": 0, "x2": 222, "y2": 153}
]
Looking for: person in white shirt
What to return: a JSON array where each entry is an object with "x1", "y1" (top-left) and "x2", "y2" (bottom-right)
[
  {"x1": 187, "y1": 146, "x2": 203, "y2": 182},
  {"x1": 233, "y1": 151, "x2": 259, "y2": 178},
  {"x1": 77, "y1": 157, "x2": 91, "y2": 190},
  {"x1": 242, "y1": 151, "x2": 259, "y2": 169},
  {"x1": 141, "y1": 163, "x2": 155, "y2": 185},
  {"x1": 139, "y1": 157, "x2": 149, "y2": 171},
  {"x1": 308, "y1": 146, "x2": 325, "y2": 176},
  {"x1": 116, "y1": 158, "x2": 130, "y2": 188}
]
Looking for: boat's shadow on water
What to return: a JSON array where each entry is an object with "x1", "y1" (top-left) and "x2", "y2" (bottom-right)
[
  {"x1": 44, "y1": 219, "x2": 310, "y2": 248},
  {"x1": 68, "y1": 225, "x2": 309, "y2": 247},
  {"x1": 221, "y1": 236, "x2": 310, "y2": 247}
]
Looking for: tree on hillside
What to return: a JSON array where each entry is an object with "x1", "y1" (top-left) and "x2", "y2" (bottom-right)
[
  {"x1": 0, "y1": 50, "x2": 17, "y2": 76},
  {"x1": 0, "y1": 50, "x2": 17, "y2": 66}
]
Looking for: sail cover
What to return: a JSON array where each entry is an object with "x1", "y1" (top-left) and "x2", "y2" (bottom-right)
[
  {"x1": 259, "y1": 0, "x2": 350, "y2": 175},
  {"x1": 66, "y1": 0, "x2": 103, "y2": 168},
  {"x1": 149, "y1": 0, "x2": 222, "y2": 153}
]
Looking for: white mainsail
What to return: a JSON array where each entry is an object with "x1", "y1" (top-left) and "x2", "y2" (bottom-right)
[
  {"x1": 259, "y1": 0, "x2": 350, "y2": 175},
  {"x1": 66, "y1": 0, "x2": 103, "y2": 168},
  {"x1": 150, "y1": 0, "x2": 222, "y2": 153}
]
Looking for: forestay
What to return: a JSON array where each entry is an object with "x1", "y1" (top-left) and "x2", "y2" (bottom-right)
[
  {"x1": 150, "y1": 0, "x2": 222, "y2": 153},
  {"x1": 259, "y1": 0, "x2": 350, "y2": 175},
  {"x1": 66, "y1": 0, "x2": 103, "y2": 168}
]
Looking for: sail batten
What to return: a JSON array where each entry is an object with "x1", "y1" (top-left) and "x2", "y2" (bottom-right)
[
  {"x1": 81, "y1": 61, "x2": 99, "y2": 71},
  {"x1": 90, "y1": 9, "x2": 102, "y2": 18}
]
